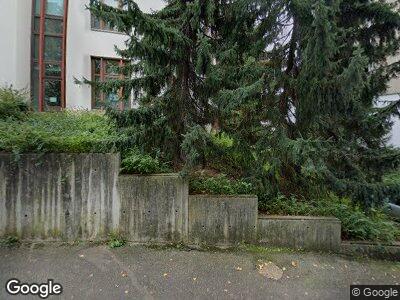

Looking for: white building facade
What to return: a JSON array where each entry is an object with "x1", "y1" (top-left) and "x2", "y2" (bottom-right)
[{"x1": 0, "y1": 0, "x2": 164, "y2": 110}]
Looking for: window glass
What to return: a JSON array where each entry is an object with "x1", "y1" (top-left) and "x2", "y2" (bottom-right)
[
  {"x1": 34, "y1": 0, "x2": 41, "y2": 15},
  {"x1": 34, "y1": 17, "x2": 40, "y2": 32},
  {"x1": 44, "y1": 80, "x2": 61, "y2": 106},
  {"x1": 46, "y1": 0, "x2": 64, "y2": 16},
  {"x1": 33, "y1": 35, "x2": 40, "y2": 60},
  {"x1": 93, "y1": 59, "x2": 101, "y2": 74},
  {"x1": 45, "y1": 64, "x2": 61, "y2": 77},
  {"x1": 31, "y1": 63, "x2": 40, "y2": 110},
  {"x1": 44, "y1": 37, "x2": 62, "y2": 61},
  {"x1": 106, "y1": 60, "x2": 120, "y2": 76},
  {"x1": 45, "y1": 19, "x2": 63, "y2": 34}
]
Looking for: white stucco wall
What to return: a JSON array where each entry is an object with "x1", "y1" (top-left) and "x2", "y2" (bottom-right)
[
  {"x1": 65, "y1": 0, "x2": 128, "y2": 109},
  {"x1": 65, "y1": 0, "x2": 165, "y2": 109},
  {"x1": 0, "y1": 0, "x2": 31, "y2": 91}
]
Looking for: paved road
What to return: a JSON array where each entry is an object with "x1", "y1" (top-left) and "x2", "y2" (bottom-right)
[{"x1": 0, "y1": 243, "x2": 399, "y2": 299}]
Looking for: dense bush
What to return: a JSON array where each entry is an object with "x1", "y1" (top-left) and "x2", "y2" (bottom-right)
[
  {"x1": 263, "y1": 194, "x2": 400, "y2": 243},
  {"x1": 121, "y1": 149, "x2": 171, "y2": 174},
  {"x1": 0, "y1": 86, "x2": 29, "y2": 120},
  {"x1": 0, "y1": 111, "x2": 119, "y2": 154},
  {"x1": 189, "y1": 174, "x2": 254, "y2": 195}
]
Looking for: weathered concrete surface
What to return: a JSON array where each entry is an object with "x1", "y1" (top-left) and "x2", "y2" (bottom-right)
[
  {"x1": 118, "y1": 174, "x2": 189, "y2": 244},
  {"x1": 188, "y1": 195, "x2": 258, "y2": 246},
  {"x1": 0, "y1": 243, "x2": 399, "y2": 300},
  {"x1": 0, "y1": 153, "x2": 120, "y2": 241},
  {"x1": 340, "y1": 241, "x2": 400, "y2": 261},
  {"x1": 258, "y1": 215, "x2": 341, "y2": 251}
]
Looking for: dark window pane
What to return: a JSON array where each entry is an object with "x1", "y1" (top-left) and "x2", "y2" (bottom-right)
[
  {"x1": 105, "y1": 92, "x2": 119, "y2": 108},
  {"x1": 105, "y1": 60, "x2": 120, "y2": 76},
  {"x1": 34, "y1": 17, "x2": 40, "y2": 32},
  {"x1": 34, "y1": 0, "x2": 41, "y2": 15},
  {"x1": 93, "y1": 59, "x2": 101, "y2": 74},
  {"x1": 46, "y1": 0, "x2": 64, "y2": 16},
  {"x1": 91, "y1": 15, "x2": 101, "y2": 30},
  {"x1": 31, "y1": 63, "x2": 40, "y2": 110},
  {"x1": 45, "y1": 63, "x2": 61, "y2": 77},
  {"x1": 45, "y1": 19, "x2": 63, "y2": 34},
  {"x1": 44, "y1": 80, "x2": 61, "y2": 106},
  {"x1": 44, "y1": 37, "x2": 62, "y2": 61},
  {"x1": 33, "y1": 35, "x2": 40, "y2": 60}
]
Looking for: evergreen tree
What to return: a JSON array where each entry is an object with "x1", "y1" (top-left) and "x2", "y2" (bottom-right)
[
  {"x1": 88, "y1": 0, "x2": 222, "y2": 165},
  {"x1": 215, "y1": 0, "x2": 400, "y2": 206},
  {"x1": 87, "y1": 0, "x2": 400, "y2": 207}
]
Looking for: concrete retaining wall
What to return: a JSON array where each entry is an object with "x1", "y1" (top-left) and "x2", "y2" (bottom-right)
[
  {"x1": 258, "y1": 215, "x2": 341, "y2": 251},
  {"x1": 1, "y1": 153, "x2": 345, "y2": 251},
  {"x1": 118, "y1": 174, "x2": 188, "y2": 243},
  {"x1": 0, "y1": 154, "x2": 189, "y2": 243},
  {"x1": 188, "y1": 195, "x2": 258, "y2": 246},
  {"x1": 0, "y1": 153, "x2": 121, "y2": 241}
]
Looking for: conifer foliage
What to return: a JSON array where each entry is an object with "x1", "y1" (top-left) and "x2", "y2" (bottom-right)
[{"x1": 88, "y1": 0, "x2": 400, "y2": 207}]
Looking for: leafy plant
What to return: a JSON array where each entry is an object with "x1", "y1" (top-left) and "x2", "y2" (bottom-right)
[
  {"x1": 121, "y1": 149, "x2": 171, "y2": 174},
  {"x1": 0, "y1": 111, "x2": 119, "y2": 154},
  {"x1": 108, "y1": 232, "x2": 126, "y2": 248},
  {"x1": 0, "y1": 86, "x2": 29, "y2": 120},
  {"x1": 189, "y1": 174, "x2": 253, "y2": 195},
  {"x1": 263, "y1": 194, "x2": 400, "y2": 243},
  {"x1": 0, "y1": 235, "x2": 20, "y2": 248}
]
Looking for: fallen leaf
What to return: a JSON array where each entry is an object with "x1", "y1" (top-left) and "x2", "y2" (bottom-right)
[{"x1": 258, "y1": 262, "x2": 283, "y2": 280}]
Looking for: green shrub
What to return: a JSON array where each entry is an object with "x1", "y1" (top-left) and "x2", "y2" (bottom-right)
[
  {"x1": 108, "y1": 232, "x2": 126, "y2": 248},
  {"x1": 189, "y1": 174, "x2": 253, "y2": 195},
  {"x1": 0, "y1": 86, "x2": 29, "y2": 120},
  {"x1": 263, "y1": 194, "x2": 400, "y2": 243},
  {"x1": 0, "y1": 111, "x2": 119, "y2": 154},
  {"x1": 121, "y1": 149, "x2": 171, "y2": 174},
  {"x1": 0, "y1": 235, "x2": 20, "y2": 248}
]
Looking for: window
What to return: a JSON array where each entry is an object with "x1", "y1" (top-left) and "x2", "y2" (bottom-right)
[
  {"x1": 31, "y1": 0, "x2": 68, "y2": 111},
  {"x1": 91, "y1": 0, "x2": 125, "y2": 32},
  {"x1": 91, "y1": 57, "x2": 130, "y2": 110}
]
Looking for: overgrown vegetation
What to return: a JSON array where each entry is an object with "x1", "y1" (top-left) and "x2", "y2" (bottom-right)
[
  {"x1": 190, "y1": 174, "x2": 253, "y2": 195},
  {"x1": 87, "y1": 0, "x2": 400, "y2": 209},
  {"x1": 2, "y1": 1, "x2": 400, "y2": 243},
  {"x1": 121, "y1": 149, "x2": 171, "y2": 174},
  {"x1": 0, "y1": 86, "x2": 29, "y2": 120},
  {"x1": 108, "y1": 232, "x2": 126, "y2": 249},
  {"x1": 0, "y1": 236, "x2": 20, "y2": 248},
  {"x1": 0, "y1": 111, "x2": 119, "y2": 155},
  {"x1": 0, "y1": 87, "x2": 119, "y2": 155},
  {"x1": 264, "y1": 194, "x2": 400, "y2": 243}
]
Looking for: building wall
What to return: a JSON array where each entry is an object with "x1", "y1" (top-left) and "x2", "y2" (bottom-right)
[
  {"x1": 0, "y1": 0, "x2": 31, "y2": 91},
  {"x1": 0, "y1": 0, "x2": 165, "y2": 109},
  {"x1": 65, "y1": 0, "x2": 128, "y2": 109}
]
